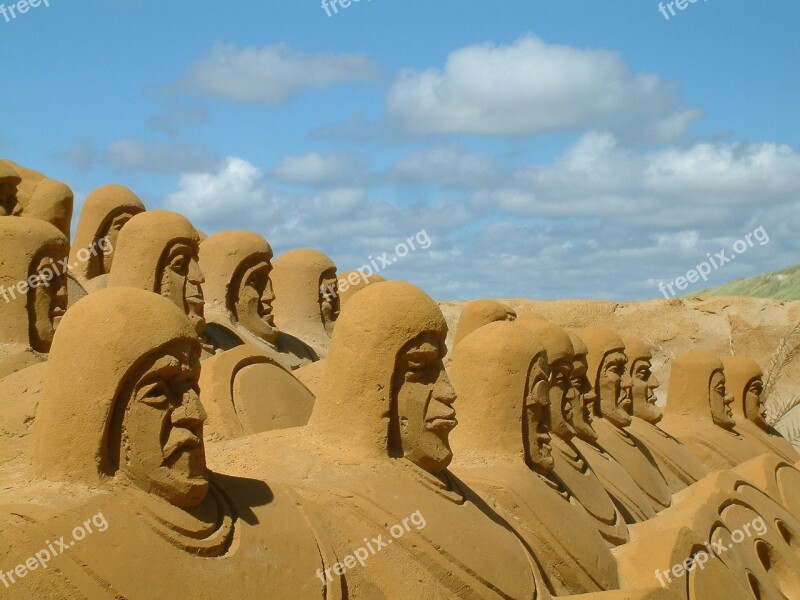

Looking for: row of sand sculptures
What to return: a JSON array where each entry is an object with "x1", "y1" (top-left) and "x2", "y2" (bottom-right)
[{"x1": 0, "y1": 159, "x2": 799, "y2": 599}]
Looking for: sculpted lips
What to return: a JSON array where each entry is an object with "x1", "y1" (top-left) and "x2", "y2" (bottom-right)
[
  {"x1": 260, "y1": 301, "x2": 275, "y2": 325},
  {"x1": 426, "y1": 412, "x2": 458, "y2": 433}
]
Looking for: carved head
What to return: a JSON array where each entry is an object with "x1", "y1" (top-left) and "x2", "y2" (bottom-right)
[
  {"x1": 70, "y1": 184, "x2": 145, "y2": 280},
  {"x1": 309, "y1": 281, "x2": 456, "y2": 472},
  {"x1": 567, "y1": 331, "x2": 599, "y2": 443},
  {"x1": 723, "y1": 356, "x2": 766, "y2": 429},
  {"x1": 0, "y1": 162, "x2": 22, "y2": 217},
  {"x1": 271, "y1": 249, "x2": 338, "y2": 344},
  {"x1": 28, "y1": 247, "x2": 69, "y2": 352},
  {"x1": 392, "y1": 331, "x2": 458, "y2": 473},
  {"x1": 623, "y1": 336, "x2": 662, "y2": 424},
  {"x1": 24, "y1": 179, "x2": 74, "y2": 241},
  {"x1": 31, "y1": 288, "x2": 208, "y2": 509},
  {"x1": 452, "y1": 299, "x2": 517, "y2": 347},
  {"x1": 0, "y1": 218, "x2": 68, "y2": 354},
  {"x1": 450, "y1": 321, "x2": 553, "y2": 473},
  {"x1": 580, "y1": 326, "x2": 633, "y2": 429},
  {"x1": 319, "y1": 267, "x2": 339, "y2": 337},
  {"x1": 517, "y1": 315, "x2": 577, "y2": 442},
  {"x1": 200, "y1": 231, "x2": 278, "y2": 343},
  {"x1": 110, "y1": 337, "x2": 207, "y2": 507},
  {"x1": 666, "y1": 351, "x2": 735, "y2": 430},
  {"x1": 107, "y1": 210, "x2": 205, "y2": 336},
  {"x1": 337, "y1": 270, "x2": 386, "y2": 309}
]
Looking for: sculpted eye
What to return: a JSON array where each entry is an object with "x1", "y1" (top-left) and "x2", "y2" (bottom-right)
[{"x1": 138, "y1": 381, "x2": 169, "y2": 407}]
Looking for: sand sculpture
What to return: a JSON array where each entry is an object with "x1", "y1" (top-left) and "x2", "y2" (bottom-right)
[
  {"x1": 0, "y1": 218, "x2": 68, "y2": 379},
  {"x1": 563, "y1": 328, "x2": 659, "y2": 522},
  {"x1": 336, "y1": 270, "x2": 386, "y2": 308},
  {"x1": 209, "y1": 281, "x2": 553, "y2": 599},
  {"x1": 199, "y1": 344, "x2": 315, "y2": 441},
  {"x1": 199, "y1": 230, "x2": 315, "y2": 368},
  {"x1": 0, "y1": 159, "x2": 74, "y2": 238},
  {"x1": 661, "y1": 351, "x2": 764, "y2": 471},
  {"x1": 0, "y1": 161, "x2": 22, "y2": 217},
  {"x1": 577, "y1": 326, "x2": 673, "y2": 514},
  {"x1": 107, "y1": 210, "x2": 206, "y2": 336},
  {"x1": 271, "y1": 248, "x2": 338, "y2": 358},
  {"x1": 451, "y1": 298, "x2": 516, "y2": 347},
  {"x1": 3, "y1": 159, "x2": 800, "y2": 599},
  {"x1": 0, "y1": 288, "x2": 343, "y2": 598},
  {"x1": 624, "y1": 335, "x2": 709, "y2": 492},
  {"x1": 723, "y1": 355, "x2": 800, "y2": 462},
  {"x1": 512, "y1": 315, "x2": 631, "y2": 543},
  {"x1": 449, "y1": 320, "x2": 622, "y2": 595},
  {"x1": 519, "y1": 328, "x2": 634, "y2": 545},
  {"x1": 69, "y1": 184, "x2": 145, "y2": 295}
]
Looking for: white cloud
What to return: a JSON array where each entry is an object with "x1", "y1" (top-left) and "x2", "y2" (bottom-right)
[
  {"x1": 387, "y1": 35, "x2": 701, "y2": 142},
  {"x1": 271, "y1": 152, "x2": 366, "y2": 186},
  {"x1": 59, "y1": 137, "x2": 220, "y2": 174},
  {"x1": 160, "y1": 135, "x2": 800, "y2": 302},
  {"x1": 389, "y1": 145, "x2": 500, "y2": 188},
  {"x1": 104, "y1": 138, "x2": 219, "y2": 173},
  {"x1": 486, "y1": 133, "x2": 800, "y2": 227},
  {"x1": 147, "y1": 105, "x2": 208, "y2": 135},
  {"x1": 165, "y1": 157, "x2": 278, "y2": 224},
  {"x1": 179, "y1": 42, "x2": 380, "y2": 104}
]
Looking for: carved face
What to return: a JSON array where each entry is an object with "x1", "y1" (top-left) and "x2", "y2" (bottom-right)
[
  {"x1": 99, "y1": 209, "x2": 137, "y2": 274},
  {"x1": 549, "y1": 357, "x2": 577, "y2": 440},
  {"x1": 233, "y1": 258, "x2": 278, "y2": 343},
  {"x1": 159, "y1": 240, "x2": 205, "y2": 336},
  {"x1": 524, "y1": 353, "x2": 553, "y2": 473},
  {"x1": 743, "y1": 377, "x2": 768, "y2": 430},
  {"x1": 570, "y1": 353, "x2": 598, "y2": 442},
  {"x1": 28, "y1": 250, "x2": 68, "y2": 352},
  {"x1": 630, "y1": 358, "x2": 662, "y2": 424},
  {"x1": 710, "y1": 370, "x2": 735, "y2": 429},
  {"x1": 0, "y1": 178, "x2": 20, "y2": 217},
  {"x1": 392, "y1": 332, "x2": 458, "y2": 473},
  {"x1": 597, "y1": 350, "x2": 632, "y2": 428},
  {"x1": 319, "y1": 268, "x2": 339, "y2": 337},
  {"x1": 114, "y1": 340, "x2": 208, "y2": 508}
]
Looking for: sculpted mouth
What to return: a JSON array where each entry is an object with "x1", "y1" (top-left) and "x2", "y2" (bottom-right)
[{"x1": 260, "y1": 303, "x2": 275, "y2": 324}]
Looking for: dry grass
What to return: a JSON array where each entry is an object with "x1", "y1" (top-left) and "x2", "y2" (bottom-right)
[
  {"x1": 726, "y1": 314, "x2": 737, "y2": 356},
  {"x1": 763, "y1": 320, "x2": 800, "y2": 427},
  {"x1": 643, "y1": 336, "x2": 678, "y2": 362}
]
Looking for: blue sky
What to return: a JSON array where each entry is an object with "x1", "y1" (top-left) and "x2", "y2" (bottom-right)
[{"x1": 2, "y1": 0, "x2": 798, "y2": 300}]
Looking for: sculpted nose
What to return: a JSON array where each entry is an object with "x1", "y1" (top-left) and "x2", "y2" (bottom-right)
[
  {"x1": 263, "y1": 279, "x2": 276, "y2": 303},
  {"x1": 649, "y1": 374, "x2": 660, "y2": 389},
  {"x1": 434, "y1": 370, "x2": 457, "y2": 408},
  {"x1": 172, "y1": 388, "x2": 207, "y2": 426},
  {"x1": 621, "y1": 371, "x2": 633, "y2": 389},
  {"x1": 189, "y1": 258, "x2": 205, "y2": 285}
]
